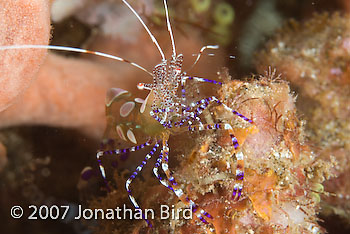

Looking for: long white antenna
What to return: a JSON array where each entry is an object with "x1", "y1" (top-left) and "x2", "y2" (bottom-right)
[
  {"x1": 121, "y1": 0, "x2": 165, "y2": 61},
  {"x1": 0, "y1": 45, "x2": 152, "y2": 76},
  {"x1": 187, "y1": 45, "x2": 219, "y2": 72},
  {"x1": 163, "y1": 0, "x2": 176, "y2": 58}
]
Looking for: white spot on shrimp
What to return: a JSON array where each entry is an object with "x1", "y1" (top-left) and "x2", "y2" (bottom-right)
[
  {"x1": 116, "y1": 125, "x2": 127, "y2": 141},
  {"x1": 174, "y1": 188, "x2": 184, "y2": 197},
  {"x1": 106, "y1": 88, "x2": 129, "y2": 107},
  {"x1": 127, "y1": 129, "x2": 137, "y2": 144},
  {"x1": 162, "y1": 163, "x2": 169, "y2": 172},
  {"x1": 236, "y1": 152, "x2": 244, "y2": 161},
  {"x1": 120, "y1": 101, "x2": 135, "y2": 117},
  {"x1": 134, "y1": 97, "x2": 144, "y2": 104},
  {"x1": 140, "y1": 91, "x2": 153, "y2": 113},
  {"x1": 224, "y1": 123, "x2": 232, "y2": 130},
  {"x1": 80, "y1": 166, "x2": 93, "y2": 175}
]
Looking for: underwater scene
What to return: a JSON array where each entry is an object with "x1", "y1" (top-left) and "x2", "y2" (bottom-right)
[{"x1": 0, "y1": 0, "x2": 349, "y2": 233}]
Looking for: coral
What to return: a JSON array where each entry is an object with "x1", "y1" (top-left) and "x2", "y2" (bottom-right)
[
  {"x1": 0, "y1": 53, "x2": 140, "y2": 138},
  {"x1": 90, "y1": 71, "x2": 332, "y2": 233},
  {"x1": 255, "y1": 13, "x2": 350, "y2": 224},
  {"x1": 0, "y1": 0, "x2": 50, "y2": 112}
]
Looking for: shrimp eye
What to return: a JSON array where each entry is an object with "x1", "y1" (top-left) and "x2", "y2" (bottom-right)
[
  {"x1": 190, "y1": 0, "x2": 211, "y2": 14},
  {"x1": 137, "y1": 83, "x2": 144, "y2": 90},
  {"x1": 213, "y1": 2, "x2": 235, "y2": 26}
]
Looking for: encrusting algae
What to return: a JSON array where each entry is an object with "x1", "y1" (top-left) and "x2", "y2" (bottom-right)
[
  {"x1": 88, "y1": 70, "x2": 334, "y2": 234},
  {"x1": 255, "y1": 12, "x2": 350, "y2": 225}
]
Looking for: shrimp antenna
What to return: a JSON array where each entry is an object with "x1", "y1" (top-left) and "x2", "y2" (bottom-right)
[
  {"x1": 0, "y1": 45, "x2": 153, "y2": 76},
  {"x1": 187, "y1": 45, "x2": 219, "y2": 72},
  {"x1": 163, "y1": 0, "x2": 176, "y2": 58},
  {"x1": 121, "y1": 0, "x2": 166, "y2": 61}
]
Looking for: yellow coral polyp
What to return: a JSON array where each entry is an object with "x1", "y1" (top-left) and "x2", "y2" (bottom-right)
[
  {"x1": 190, "y1": 0, "x2": 211, "y2": 14},
  {"x1": 210, "y1": 24, "x2": 231, "y2": 46},
  {"x1": 311, "y1": 192, "x2": 321, "y2": 203},
  {"x1": 311, "y1": 183, "x2": 324, "y2": 193},
  {"x1": 213, "y1": 2, "x2": 235, "y2": 26},
  {"x1": 310, "y1": 183, "x2": 324, "y2": 203}
]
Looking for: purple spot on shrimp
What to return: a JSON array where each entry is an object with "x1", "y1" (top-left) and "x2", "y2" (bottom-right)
[
  {"x1": 120, "y1": 152, "x2": 129, "y2": 161},
  {"x1": 107, "y1": 139, "x2": 115, "y2": 147},
  {"x1": 204, "y1": 212, "x2": 213, "y2": 219},
  {"x1": 192, "y1": 205, "x2": 198, "y2": 213},
  {"x1": 81, "y1": 169, "x2": 94, "y2": 181},
  {"x1": 199, "y1": 216, "x2": 208, "y2": 224},
  {"x1": 232, "y1": 189, "x2": 237, "y2": 199},
  {"x1": 111, "y1": 160, "x2": 118, "y2": 168},
  {"x1": 231, "y1": 137, "x2": 239, "y2": 149},
  {"x1": 237, "y1": 172, "x2": 244, "y2": 180},
  {"x1": 99, "y1": 143, "x2": 106, "y2": 150},
  {"x1": 237, "y1": 189, "x2": 242, "y2": 199}
]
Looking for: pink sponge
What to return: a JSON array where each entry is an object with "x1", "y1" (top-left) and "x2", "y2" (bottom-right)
[{"x1": 0, "y1": 0, "x2": 50, "y2": 112}]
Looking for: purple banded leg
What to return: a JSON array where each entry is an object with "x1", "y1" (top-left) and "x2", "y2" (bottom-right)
[
  {"x1": 229, "y1": 132, "x2": 245, "y2": 201},
  {"x1": 186, "y1": 122, "x2": 245, "y2": 201},
  {"x1": 154, "y1": 96, "x2": 213, "y2": 128},
  {"x1": 125, "y1": 142, "x2": 160, "y2": 227},
  {"x1": 193, "y1": 97, "x2": 251, "y2": 200},
  {"x1": 153, "y1": 152, "x2": 175, "y2": 191},
  {"x1": 230, "y1": 133, "x2": 240, "y2": 150},
  {"x1": 175, "y1": 96, "x2": 215, "y2": 127},
  {"x1": 178, "y1": 77, "x2": 221, "y2": 127},
  {"x1": 232, "y1": 183, "x2": 243, "y2": 200},
  {"x1": 96, "y1": 139, "x2": 153, "y2": 180},
  {"x1": 177, "y1": 94, "x2": 253, "y2": 128},
  {"x1": 211, "y1": 97, "x2": 254, "y2": 124},
  {"x1": 183, "y1": 95, "x2": 253, "y2": 125},
  {"x1": 187, "y1": 123, "x2": 230, "y2": 132},
  {"x1": 160, "y1": 140, "x2": 213, "y2": 225},
  {"x1": 181, "y1": 76, "x2": 223, "y2": 86},
  {"x1": 99, "y1": 139, "x2": 153, "y2": 157},
  {"x1": 149, "y1": 109, "x2": 175, "y2": 128},
  {"x1": 232, "y1": 151, "x2": 244, "y2": 201}
]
